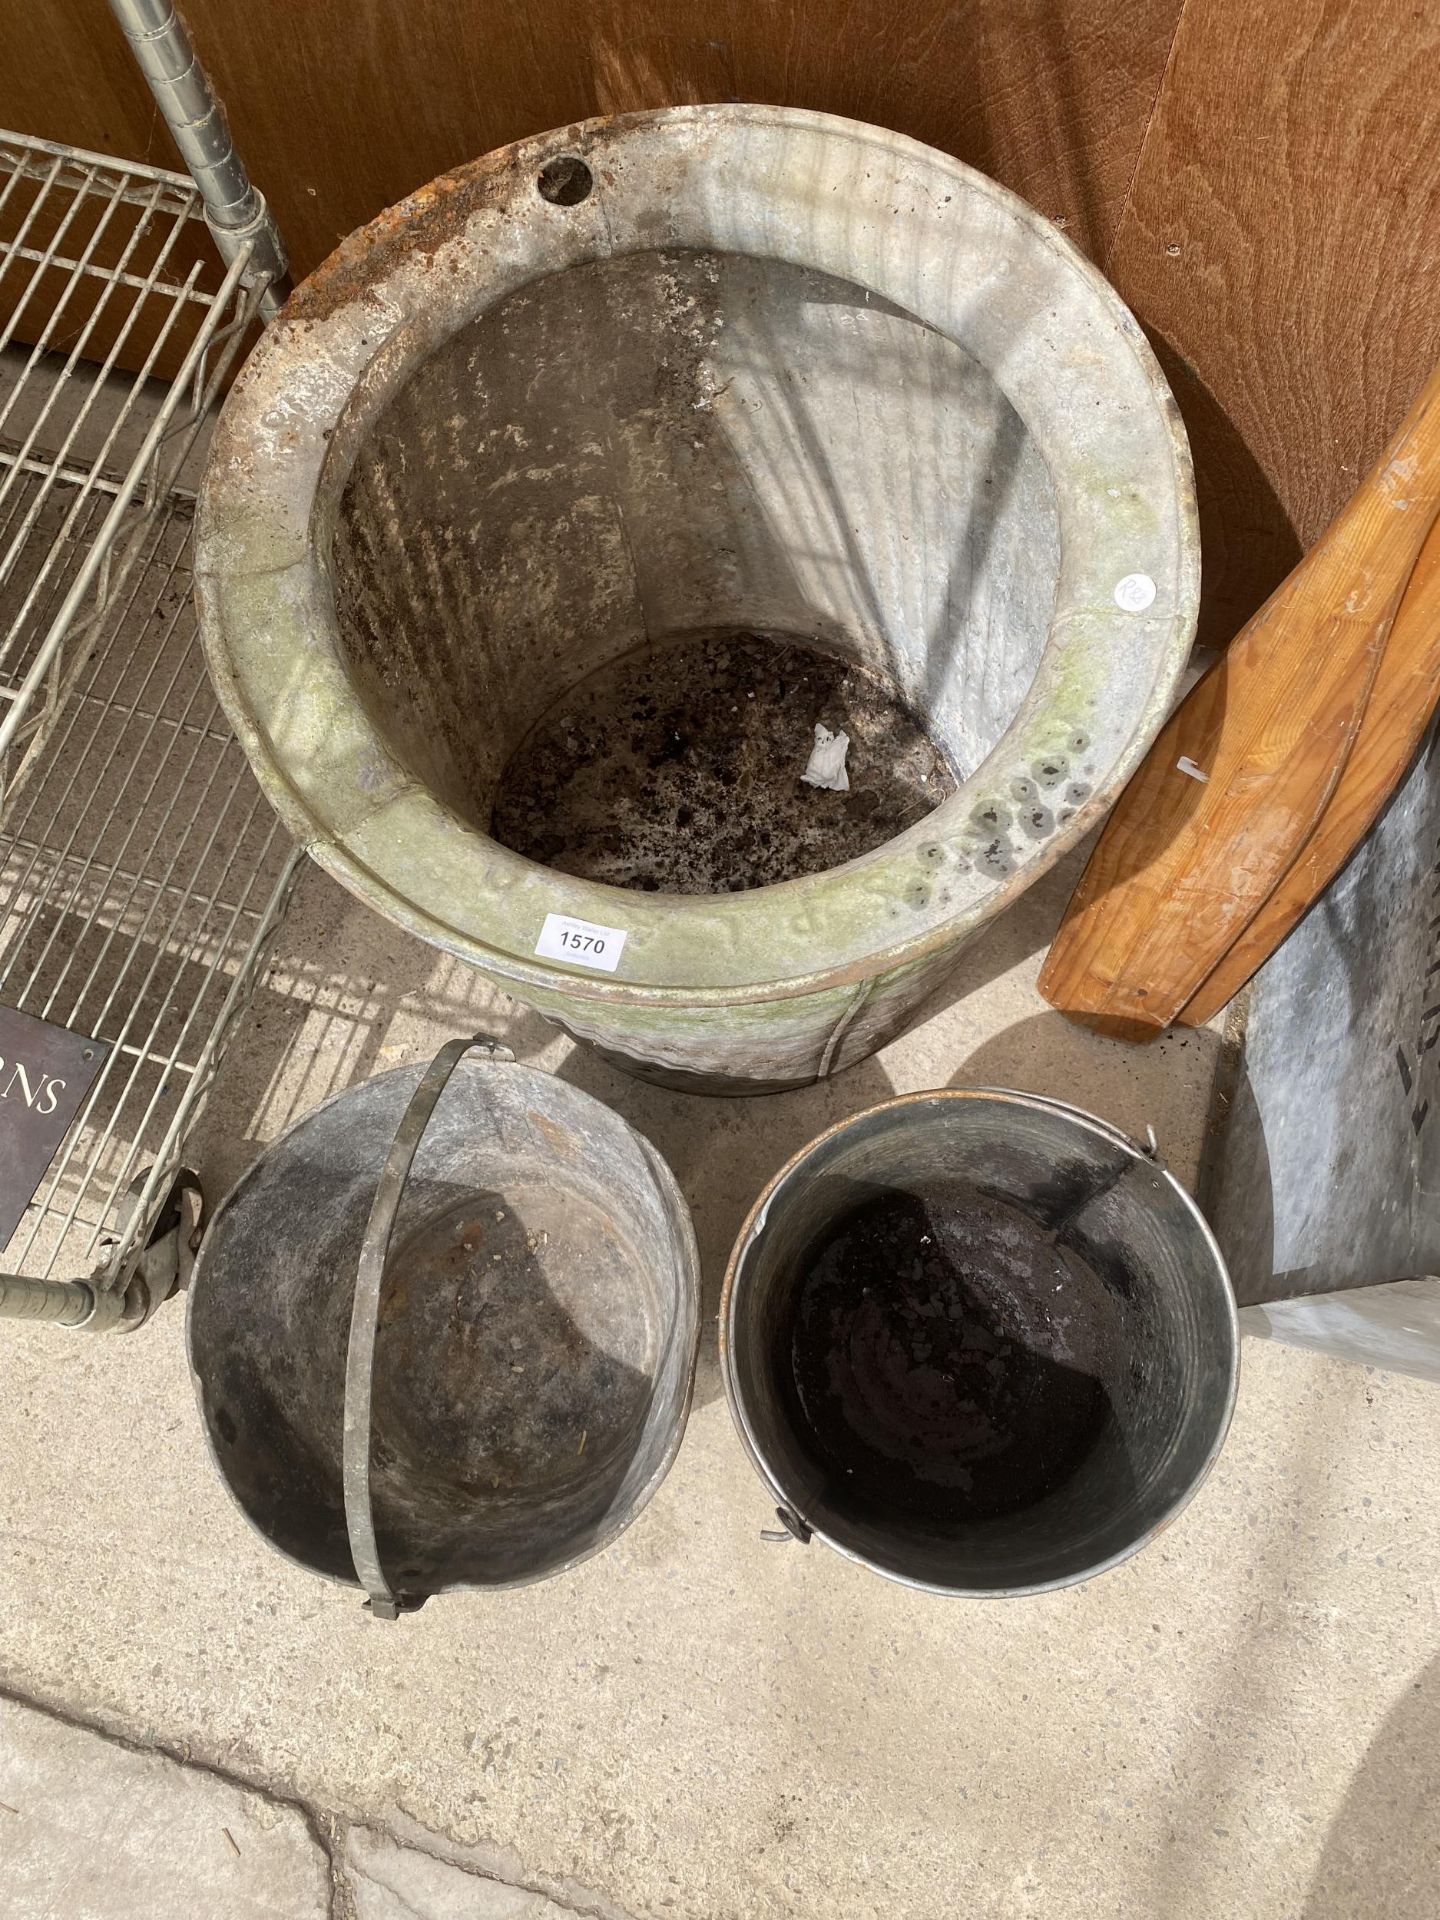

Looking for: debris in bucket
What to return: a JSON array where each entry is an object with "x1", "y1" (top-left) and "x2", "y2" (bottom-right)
[
  {"x1": 490, "y1": 629, "x2": 956, "y2": 894},
  {"x1": 802, "y1": 723, "x2": 851, "y2": 791},
  {"x1": 785, "y1": 1186, "x2": 1117, "y2": 1522}
]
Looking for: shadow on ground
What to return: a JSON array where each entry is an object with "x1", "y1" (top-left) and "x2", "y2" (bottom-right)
[{"x1": 1302, "y1": 1653, "x2": 1440, "y2": 1920}]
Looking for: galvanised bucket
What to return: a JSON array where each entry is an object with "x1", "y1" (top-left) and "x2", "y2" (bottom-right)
[
  {"x1": 721, "y1": 1089, "x2": 1237, "y2": 1594},
  {"x1": 189, "y1": 1037, "x2": 699, "y2": 1614}
]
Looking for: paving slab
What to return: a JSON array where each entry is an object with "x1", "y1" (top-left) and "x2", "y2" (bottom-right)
[
  {"x1": 0, "y1": 1696, "x2": 330, "y2": 1920},
  {"x1": 345, "y1": 1824, "x2": 597, "y2": 1919}
]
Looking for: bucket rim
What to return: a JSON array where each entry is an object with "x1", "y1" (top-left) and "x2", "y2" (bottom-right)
[
  {"x1": 196, "y1": 102, "x2": 1200, "y2": 1009},
  {"x1": 717, "y1": 1084, "x2": 1240, "y2": 1597}
]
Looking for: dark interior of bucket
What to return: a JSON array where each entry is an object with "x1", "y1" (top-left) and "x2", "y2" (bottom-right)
[
  {"x1": 196, "y1": 1170, "x2": 667, "y2": 1593},
  {"x1": 189, "y1": 1063, "x2": 694, "y2": 1598},
  {"x1": 330, "y1": 248, "x2": 1062, "y2": 895},
  {"x1": 728, "y1": 1102, "x2": 1234, "y2": 1592},
  {"x1": 783, "y1": 1182, "x2": 1122, "y2": 1526}
]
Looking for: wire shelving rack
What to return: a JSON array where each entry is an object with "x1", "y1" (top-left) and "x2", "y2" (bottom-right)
[{"x1": 0, "y1": 126, "x2": 301, "y2": 1327}]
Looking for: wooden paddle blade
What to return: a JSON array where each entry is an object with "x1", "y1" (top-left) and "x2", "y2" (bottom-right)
[
  {"x1": 1179, "y1": 513, "x2": 1440, "y2": 1025},
  {"x1": 1039, "y1": 361, "x2": 1440, "y2": 1042}
]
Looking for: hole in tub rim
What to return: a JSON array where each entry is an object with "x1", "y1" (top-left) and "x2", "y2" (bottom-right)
[
  {"x1": 536, "y1": 153, "x2": 594, "y2": 205},
  {"x1": 195, "y1": 104, "x2": 1199, "y2": 1005}
]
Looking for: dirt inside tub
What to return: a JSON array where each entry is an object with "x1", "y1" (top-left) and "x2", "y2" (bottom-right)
[{"x1": 489, "y1": 627, "x2": 958, "y2": 894}]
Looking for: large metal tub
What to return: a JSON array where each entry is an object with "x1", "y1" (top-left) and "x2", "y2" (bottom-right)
[{"x1": 196, "y1": 105, "x2": 1198, "y2": 1091}]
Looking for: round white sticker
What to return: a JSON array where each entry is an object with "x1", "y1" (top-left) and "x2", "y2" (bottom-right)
[{"x1": 1114, "y1": 572, "x2": 1157, "y2": 613}]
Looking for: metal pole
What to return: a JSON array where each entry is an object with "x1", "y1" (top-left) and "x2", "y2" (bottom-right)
[
  {"x1": 105, "y1": 0, "x2": 290, "y2": 317},
  {"x1": 0, "y1": 1272, "x2": 139, "y2": 1330}
]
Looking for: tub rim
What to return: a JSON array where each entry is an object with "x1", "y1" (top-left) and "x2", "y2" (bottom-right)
[{"x1": 196, "y1": 103, "x2": 1199, "y2": 1008}]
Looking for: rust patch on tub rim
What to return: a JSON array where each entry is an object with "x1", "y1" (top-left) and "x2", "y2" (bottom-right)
[{"x1": 282, "y1": 119, "x2": 607, "y2": 328}]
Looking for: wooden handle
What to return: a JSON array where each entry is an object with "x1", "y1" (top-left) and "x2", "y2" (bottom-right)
[
  {"x1": 1038, "y1": 361, "x2": 1440, "y2": 1042},
  {"x1": 1180, "y1": 513, "x2": 1440, "y2": 1024}
]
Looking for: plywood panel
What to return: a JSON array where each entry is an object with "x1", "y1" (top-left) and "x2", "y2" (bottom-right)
[
  {"x1": 7, "y1": 0, "x2": 1438, "y2": 667},
  {"x1": 5, "y1": 0, "x2": 1181, "y2": 278},
  {"x1": 1107, "y1": 0, "x2": 1440, "y2": 647},
  {"x1": 1, "y1": 2, "x2": 179, "y2": 168}
]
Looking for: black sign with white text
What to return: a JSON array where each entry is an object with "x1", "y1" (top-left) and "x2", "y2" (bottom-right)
[{"x1": 0, "y1": 1006, "x2": 110, "y2": 1252}]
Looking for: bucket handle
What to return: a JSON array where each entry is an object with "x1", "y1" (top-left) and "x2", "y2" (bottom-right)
[
  {"x1": 343, "y1": 1033, "x2": 515, "y2": 1619},
  {"x1": 973, "y1": 1087, "x2": 1162, "y2": 1164}
]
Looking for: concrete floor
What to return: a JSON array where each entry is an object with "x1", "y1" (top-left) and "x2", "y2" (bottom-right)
[{"x1": 3, "y1": 842, "x2": 1438, "y2": 1919}]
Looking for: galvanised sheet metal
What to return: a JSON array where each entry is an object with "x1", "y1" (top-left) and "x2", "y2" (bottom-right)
[{"x1": 1204, "y1": 721, "x2": 1440, "y2": 1306}]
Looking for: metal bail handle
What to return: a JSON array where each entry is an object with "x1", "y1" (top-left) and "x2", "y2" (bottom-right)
[
  {"x1": 342, "y1": 1033, "x2": 515, "y2": 1619},
  {"x1": 974, "y1": 1086, "x2": 1162, "y2": 1164}
]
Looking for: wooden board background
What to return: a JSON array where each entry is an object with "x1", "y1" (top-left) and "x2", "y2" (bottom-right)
[
  {"x1": 3, "y1": 0, "x2": 1439, "y2": 643},
  {"x1": 1105, "y1": 0, "x2": 1440, "y2": 642}
]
